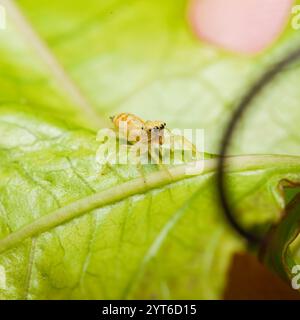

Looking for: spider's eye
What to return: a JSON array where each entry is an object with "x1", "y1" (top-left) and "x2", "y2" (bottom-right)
[{"x1": 164, "y1": 122, "x2": 166, "y2": 126}]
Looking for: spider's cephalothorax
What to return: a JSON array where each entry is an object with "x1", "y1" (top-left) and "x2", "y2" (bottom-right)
[
  {"x1": 144, "y1": 120, "x2": 166, "y2": 132},
  {"x1": 144, "y1": 120, "x2": 166, "y2": 144}
]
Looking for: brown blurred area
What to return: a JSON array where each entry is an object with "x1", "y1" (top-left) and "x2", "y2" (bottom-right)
[{"x1": 223, "y1": 253, "x2": 300, "y2": 300}]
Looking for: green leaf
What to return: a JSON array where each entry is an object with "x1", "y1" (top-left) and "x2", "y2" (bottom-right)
[
  {"x1": 260, "y1": 189, "x2": 300, "y2": 285},
  {"x1": 0, "y1": 107, "x2": 300, "y2": 299},
  {"x1": 1, "y1": 0, "x2": 300, "y2": 299}
]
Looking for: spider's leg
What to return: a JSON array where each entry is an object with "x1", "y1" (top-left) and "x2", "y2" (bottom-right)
[
  {"x1": 133, "y1": 142, "x2": 148, "y2": 184},
  {"x1": 164, "y1": 128, "x2": 202, "y2": 162},
  {"x1": 166, "y1": 129, "x2": 205, "y2": 175},
  {"x1": 147, "y1": 139, "x2": 174, "y2": 180},
  {"x1": 127, "y1": 140, "x2": 148, "y2": 183},
  {"x1": 136, "y1": 158, "x2": 147, "y2": 184}
]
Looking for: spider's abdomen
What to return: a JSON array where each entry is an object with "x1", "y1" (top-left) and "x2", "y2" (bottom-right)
[
  {"x1": 110, "y1": 113, "x2": 146, "y2": 142},
  {"x1": 111, "y1": 113, "x2": 144, "y2": 129}
]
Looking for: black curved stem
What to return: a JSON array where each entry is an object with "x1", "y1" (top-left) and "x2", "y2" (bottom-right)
[{"x1": 217, "y1": 45, "x2": 300, "y2": 245}]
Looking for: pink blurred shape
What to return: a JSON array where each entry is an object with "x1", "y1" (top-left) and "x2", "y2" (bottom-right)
[{"x1": 188, "y1": 0, "x2": 294, "y2": 54}]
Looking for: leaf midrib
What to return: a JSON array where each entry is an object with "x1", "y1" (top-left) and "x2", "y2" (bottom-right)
[{"x1": 0, "y1": 154, "x2": 300, "y2": 254}]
